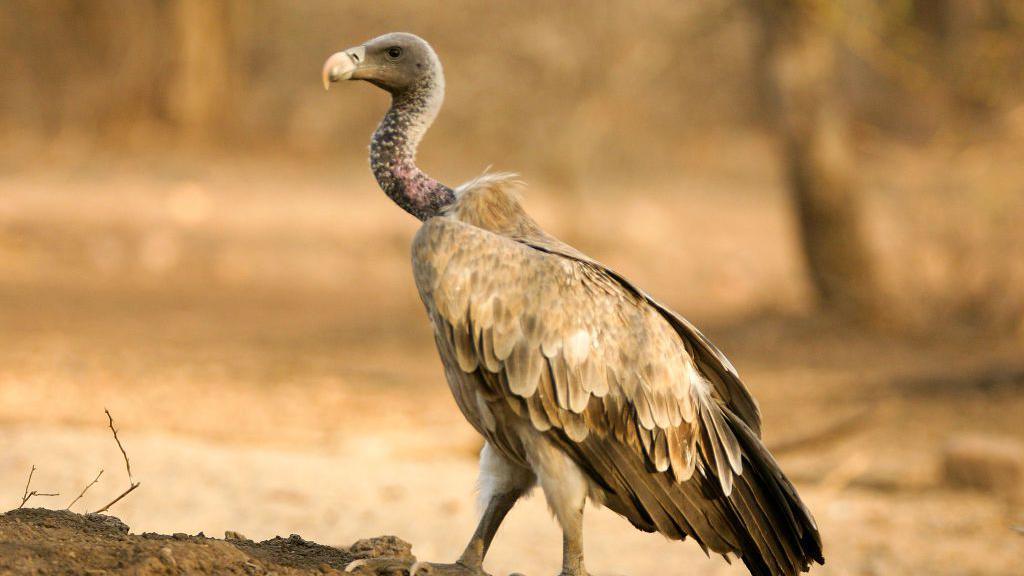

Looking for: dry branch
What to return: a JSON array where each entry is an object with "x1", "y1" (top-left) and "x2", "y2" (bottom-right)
[
  {"x1": 105, "y1": 408, "x2": 134, "y2": 483},
  {"x1": 65, "y1": 470, "x2": 104, "y2": 511},
  {"x1": 94, "y1": 482, "x2": 140, "y2": 514},
  {"x1": 20, "y1": 465, "x2": 34, "y2": 504},
  {"x1": 93, "y1": 409, "x2": 140, "y2": 514},
  {"x1": 18, "y1": 465, "x2": 59, "y2": 509}
]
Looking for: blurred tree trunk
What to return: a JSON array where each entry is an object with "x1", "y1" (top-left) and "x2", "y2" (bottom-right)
[
  {"x1": 912, "y1": 0, "x2": 954, "y2": 45},
  {"x1": 168, "y1": 0, "x2": 235, "y2": 138},
  {"x1": 750, "y1": 0, "x2": 881, "y2": 320}
]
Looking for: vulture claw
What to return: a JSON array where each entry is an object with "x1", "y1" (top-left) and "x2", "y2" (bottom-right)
[
  {"x1": 408, "y1": 561, "x2": 491, "y2": 576},
  {"x1": 343, "y1": 556, "x2": 415, "y2": 575},
  {"x1": 408, "y1": 561, "x2": 431, "y2": 575}
]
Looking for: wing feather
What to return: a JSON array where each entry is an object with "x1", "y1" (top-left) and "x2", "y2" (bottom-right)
[{"x1": 414, "y1": 217, "x2": 728, "y2": 490}]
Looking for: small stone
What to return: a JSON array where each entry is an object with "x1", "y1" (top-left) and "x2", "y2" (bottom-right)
[
  {"x1": 172, "y1": 532, "x2": 189, "y2": 540},
  {"x1": 942, "y1": 434, "x2": 1024, "y2": 500},
  {"x1": 348, "y1": 535, "x2": 413, "y2": 560}
]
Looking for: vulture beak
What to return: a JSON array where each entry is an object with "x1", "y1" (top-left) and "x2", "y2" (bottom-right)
[{"x1": 322, "y1": 46, "x2": 366, "y2": 90}]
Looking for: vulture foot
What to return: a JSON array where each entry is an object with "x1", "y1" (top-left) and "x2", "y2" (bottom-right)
[{"x1": 408, "y1": 561, "x2": 491, "y2": 576}]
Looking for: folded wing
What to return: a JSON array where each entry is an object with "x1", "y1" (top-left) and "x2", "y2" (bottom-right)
[{"x1": 412, "y1": 214, "x2": 822, "y2": 575}]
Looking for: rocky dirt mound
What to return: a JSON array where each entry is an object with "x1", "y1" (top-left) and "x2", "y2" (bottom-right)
[{"x1": 0, "y1": 508, "x2": 414, "y2": 575}]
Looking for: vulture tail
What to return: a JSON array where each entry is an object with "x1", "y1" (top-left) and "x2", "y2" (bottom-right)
[
  {"x1": 553, "y1": 400, "x2": 824, "y2": 575},
  {"x1": 719, "y1": 409, "x2": 824, "y2": 576}
]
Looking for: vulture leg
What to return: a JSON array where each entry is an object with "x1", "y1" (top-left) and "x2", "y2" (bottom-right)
[
  {"x1": 558, "y1": 506, "x2": 588, "y2": 576},
  {"x1": 409, "y1": 443, "x2": 535, "y2": 576},
  {"x1": 529, "y1": 438, "x2": 592, "y2": 576},
  {"x1": 456, "y1": 489, "x2": 524, "y2": 568}
]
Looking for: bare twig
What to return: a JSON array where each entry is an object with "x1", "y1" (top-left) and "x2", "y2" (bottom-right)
[
  {"x1": 20, "y1": 465, "x2": 35, "y2": 504},
  {"x1": 65, "y1": 469, "x2": 104, "y2": 511},
  {"x1": 94, "y1": 482, "x2": 140, "y2": 514},
  {"x1": 93, "y1": 409, "x2": 140, "y2": 514},
  {"x1": 18, "y1": 465, "x2": 59, "y2": 509},
  {"x1": 105, "y1": 408, "x2": 134, "y2": 483}
]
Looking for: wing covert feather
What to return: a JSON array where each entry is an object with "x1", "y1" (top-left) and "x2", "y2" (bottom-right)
[{"x1": 413, "y1": 217, "x2": 741, "y2": 495}]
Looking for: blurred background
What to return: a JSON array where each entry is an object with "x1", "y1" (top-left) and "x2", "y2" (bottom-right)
[{"x1": 1, "y1": 1, "x2": 1022, "y2": 574}]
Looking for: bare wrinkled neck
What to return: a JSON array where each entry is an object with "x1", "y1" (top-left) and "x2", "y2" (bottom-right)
[{"x1": 370, "y1": 74, "x2": 454, "y2": 220}]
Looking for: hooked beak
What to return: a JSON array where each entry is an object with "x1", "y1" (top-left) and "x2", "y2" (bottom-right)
[{"x1": 322, "y1": 46, "x2": 366, "y2": 90}]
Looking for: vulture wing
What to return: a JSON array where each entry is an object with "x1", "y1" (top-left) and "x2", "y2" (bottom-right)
[
  {"x1": 506, "y1": 224, "x2": 763, "y2": 437},
  {"x1": 412, "y1": 210, "x2": 822, "y2": 576}
]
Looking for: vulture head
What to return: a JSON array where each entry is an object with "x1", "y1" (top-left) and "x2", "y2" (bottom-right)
[
  {"x1": 321, "y1": 33, "x2": 452, "y2": 221},
  {"x1": 322, "y1": 32, "x2": 442, "y2": 96}
]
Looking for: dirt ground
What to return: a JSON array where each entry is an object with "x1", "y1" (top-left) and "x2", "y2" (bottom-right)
[
  {"x1": 0, "y1": 507, "x2": 413, "y2": 575},
  {"x1": 1, "y1": 157, "x2": 1023, "y2": 575}
]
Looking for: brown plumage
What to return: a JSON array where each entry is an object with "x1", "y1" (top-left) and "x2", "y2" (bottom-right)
[
  {"x1": 324, "y1": 32, "x2": 823, "y2": 576},
  {"x1": 416, "y1": 176, "x2": 823, "y2": 575}
]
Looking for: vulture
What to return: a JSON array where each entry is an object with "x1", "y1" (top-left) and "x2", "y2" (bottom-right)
[{"x1": 323, "y1": 33, "x2": 824, "y2": 576}]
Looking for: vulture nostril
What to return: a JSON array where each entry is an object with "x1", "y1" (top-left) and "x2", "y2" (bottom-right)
[{"x1": 350, "y1": 52, "x2": 360, "y2": 62}]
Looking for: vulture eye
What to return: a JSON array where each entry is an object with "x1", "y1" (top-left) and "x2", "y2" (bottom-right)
[{"x1": 385, "y1": 46, "x2": 404, "y2": 60}]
